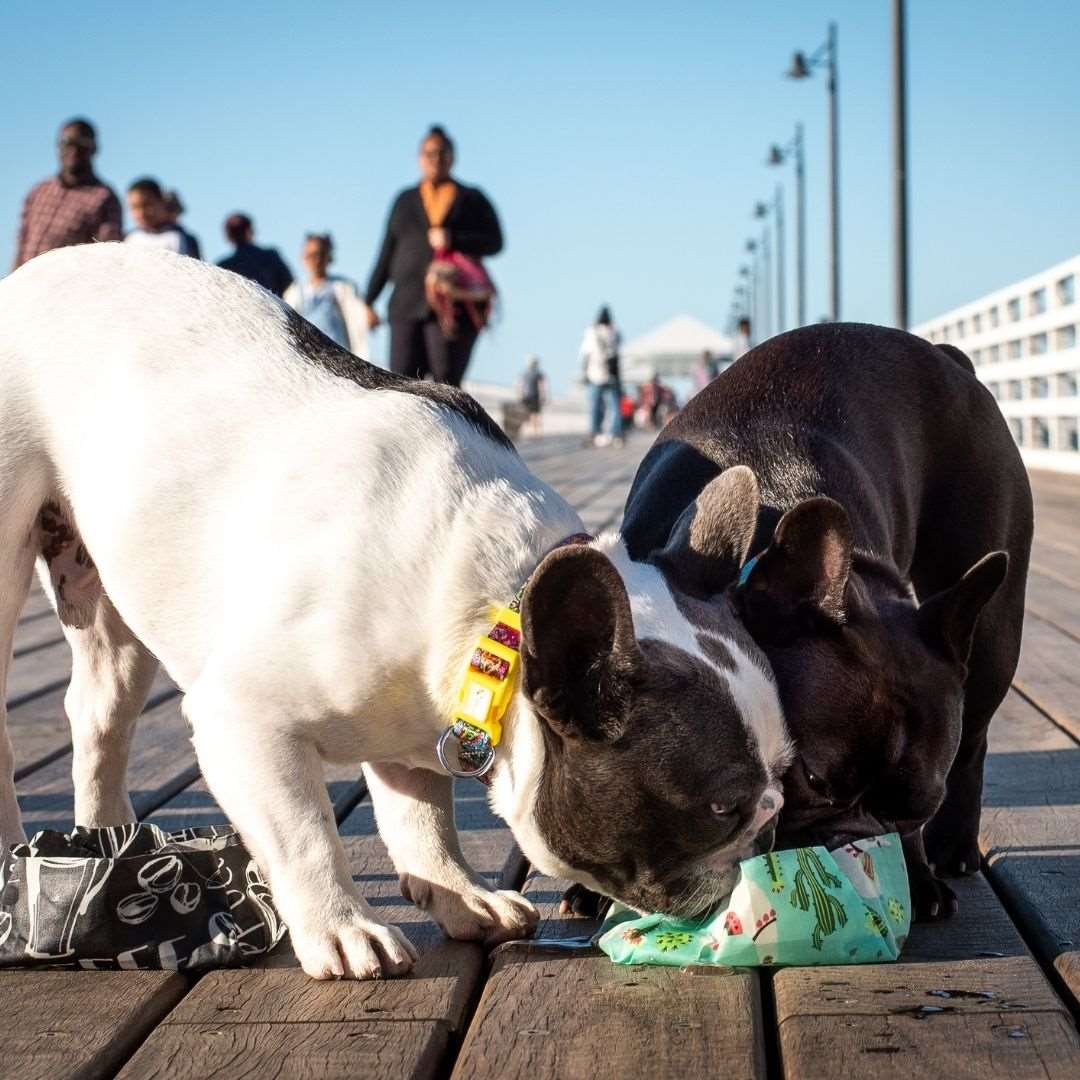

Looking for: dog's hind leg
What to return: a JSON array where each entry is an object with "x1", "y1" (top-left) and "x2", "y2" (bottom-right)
[
  {"x1": 0, "y1": 491, "x2": 41, "y2": 849},
  {"x1": 34, "y1": 499, "x2": 161, "y2": 827},
  {"x1": 60, "y1": 590, "x2": 160, "y2": 827}
]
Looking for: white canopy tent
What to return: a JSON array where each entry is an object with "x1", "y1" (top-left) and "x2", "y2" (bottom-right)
[{"x1": 621, "y1": 315, "x2": 734, "y2": 383}]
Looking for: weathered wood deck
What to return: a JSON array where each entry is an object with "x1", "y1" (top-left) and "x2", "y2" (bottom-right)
[{"x1": 3, "y1": 432, "x2": 1079, "y2": 1079}]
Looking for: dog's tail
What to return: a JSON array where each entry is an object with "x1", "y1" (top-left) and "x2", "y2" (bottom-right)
[{"x1": 936, "y1": 343, "x2": 976, "y2": 375}]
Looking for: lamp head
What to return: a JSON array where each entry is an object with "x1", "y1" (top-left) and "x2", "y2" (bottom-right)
[{"x1": 786, "y1": 51, "x2": 811, "y2": 79}]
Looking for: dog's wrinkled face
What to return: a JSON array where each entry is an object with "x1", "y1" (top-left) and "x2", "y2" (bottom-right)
[
  {"x1": 736, "y1": 497, "x2": 1008, "y2": 848},
  {"x1": 499, "y1": 466, "x2": 791, "y2": 917}
]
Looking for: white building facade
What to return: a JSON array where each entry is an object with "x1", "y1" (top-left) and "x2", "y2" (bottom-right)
[{"x1": 912, "y1": 254, "x2": 1079, "y2": 473}]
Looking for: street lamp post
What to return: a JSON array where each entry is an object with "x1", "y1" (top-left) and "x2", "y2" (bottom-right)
[
  {"x1": 756, "y1": 186, "x2": 786, "y2": 333},
  {"x1": 893, "y1": 0, "x2": 909, "y2": 329},
  {"x1": 743, "y1": 244, "x2": 758, "y2": 344},
  {"x1": 768, "y1": 125, "x2": 805, "y2": 327},
  {"x1": 787, "y1": 22, "x2": 840, "y2": 322}
]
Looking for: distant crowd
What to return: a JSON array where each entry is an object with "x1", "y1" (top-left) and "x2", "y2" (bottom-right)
[{"x1": 12, "y1": 117, "x2": 502, "y2": 388}]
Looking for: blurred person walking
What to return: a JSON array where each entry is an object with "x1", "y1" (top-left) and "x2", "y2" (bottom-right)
[
  {"x1": 365, "y1": 125, "x2": 503, "y2": 387},
  {"x1": 517, "y1": 355, "x2": 548, "y2": 436},
  {"x1": 217, "y1": 213, "x2": 293, "y2": 297},
  {"x1": 125, "y1": 178, "x2": 200, "y2": 256},
  {"x1": 163, "y1": 190, "x2": 202, "y2": 259},
  {"x1": 284, "y1": 233, "x2": 368, "y2": 355},
  {"x1": 580, "y1": 306, "x2": 624, "y2": 447},
  {"x1": 12, "y1": 118, "x2": 122, "y2": 270}
]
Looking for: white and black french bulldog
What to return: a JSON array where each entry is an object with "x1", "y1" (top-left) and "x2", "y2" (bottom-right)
[
  {"x1": 0, "y1": 245, "x2": 790, "y2": 979},
  {"x1": 619, "y1": 323, "x2": 1033, "y2": 920}
]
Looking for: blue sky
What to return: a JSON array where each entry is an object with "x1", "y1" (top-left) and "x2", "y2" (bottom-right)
[{"x1": 4, "y1": 1, "x2": 1079, "y2": 392}]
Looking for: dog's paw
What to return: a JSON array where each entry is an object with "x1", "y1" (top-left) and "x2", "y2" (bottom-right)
[
  {"x1": 559, "y1": 883, "x2": 607, "y2": 918},
  {"x1": 908, "y1": 862, "x2": 959, "y2": 922},
  {"x1": 289, "y1": 913, "x2": 418, "y2": 980},
  {"x1": 401, "y1": 873, "x2": 538, "y2": 945},
  {"x1": 924, "y1": 822, "x2": 982, "y2": 877}
]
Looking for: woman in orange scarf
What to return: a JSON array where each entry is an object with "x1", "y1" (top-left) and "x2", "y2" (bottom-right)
[{"x1": 365, "y1": 126, "x2": 504, "y2": 387}]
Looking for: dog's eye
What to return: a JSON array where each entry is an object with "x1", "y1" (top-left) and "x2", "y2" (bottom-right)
[
  {"x1": 709, "y1": 802, "x2": 734, "y2": 817},
  {"x1": 803, "y1": 768, "x2": 832, "y2": 800}
]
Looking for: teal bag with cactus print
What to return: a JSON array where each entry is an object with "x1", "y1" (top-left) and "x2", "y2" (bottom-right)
[{"x1": 598, "y1": 834, "x2": 910, "y2": 968}]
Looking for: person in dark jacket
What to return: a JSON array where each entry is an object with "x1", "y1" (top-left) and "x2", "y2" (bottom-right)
[
  {"x1": 217, "y1": 213, "x2": 294, "y2": 297},
  {"x1": 364, "y1": 125, "x2": 503, "y2": 386}
]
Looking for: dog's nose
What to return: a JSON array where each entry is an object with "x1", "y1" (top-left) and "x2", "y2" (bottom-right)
[{"x1": 750, "y1": 786, "x2": 784, "y2": 832}]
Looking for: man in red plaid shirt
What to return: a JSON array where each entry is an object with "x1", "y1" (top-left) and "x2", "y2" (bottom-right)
[{"x1": 13, "y1": 118, "x2": 123, "y2": 271}]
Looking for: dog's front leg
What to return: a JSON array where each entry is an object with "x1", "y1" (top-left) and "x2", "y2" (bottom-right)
[
  {"x1": 364, "y1": 762, "x2": 538, "y2": 944},
  {"x1": 186, "y1": 688, "x2": 417, "y2": 980}
]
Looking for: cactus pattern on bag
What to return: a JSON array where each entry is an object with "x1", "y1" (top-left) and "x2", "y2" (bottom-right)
[
  {"x1": 762, "y1": 851, "x2": 785, "y2": 893},
  {"x1": 790, "y1": 848, "x2": 848, "y2": 950},
  {"x1": 865, "y1": 906, "x2": 889, "y2": 940},
  {"x1": 655, "y1": 930, "x2": 693, "y2": 951}
]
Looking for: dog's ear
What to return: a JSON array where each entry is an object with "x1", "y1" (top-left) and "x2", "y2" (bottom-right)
[
  {"x1": 521, "y1": 545, "x2": 645, "y2": 741},
  {"x1": 653, "y1": 465, "x2": 760, "y2": 597},
  {"x1": 739, "y1": 497, "x2": 853, "y2": 638},
  {"x1": 917, "y1": 551, "x2": 1008, "y2": 665}
]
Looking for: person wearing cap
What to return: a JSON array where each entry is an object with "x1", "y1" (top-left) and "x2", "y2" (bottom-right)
[
  {"x1": 217, "y1": 213, "x2": 293, "y2": 297},
  {"x1": 13, "y1": 117, "x2": 123, "y2": 270}
]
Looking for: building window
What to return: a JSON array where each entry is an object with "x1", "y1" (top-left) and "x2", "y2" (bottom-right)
[
  {"x1": 988, "y1": 344, "x2": 1001, "y2": 363},
  {"x1": 1009, "y1": 418, "x2": 1024, "y2": 446},
  {"x1": 1055, "y1": 371, "x2": 1077, "y2": 397},
  {"x1": 989, "y1": 305, "x2": 1000, "y2": 327},
  {"x1": 942, "y1": 325, "x2": 950, "y2": 342},
  {"x1": 1030, "y1": 332, "x2": 1048, "y2": 355},
  {"x1": 1008, "y1": 379, "x2": 1024, "y2": 400},
  {"x1": 1056, "y1": 325, "x2": 1077, "y2": 350},
  {"x1": 972, "y1": 348, "x2": 983, "y2": 365},
  {"x1": 956, "y1": 319, "x2": 966, "y2": 338},
  {"x1": 1058, "y1": 274, "x2": 1076, "y2": 307},
  {"x1": 988, "y1": 382, "x2": 1001, "y2": 400},
  {"x1": 1008, "y1": 298, "x2": 1022, "y2": 322},
  {"x1": 973, "y1": 313, "x2": 982, "y2": 333},
  {"x1": 1030, "y1": 288, "x2": 1047, "y2": 316},
  {"x1": 1030, "y1": 375, "x2": 1049, "y2": 398},
  {"x1": 1059, "y1": 417, "x2": 1079, "y2": 451},
  {"x1": 1032, "y1": 417, "x2": 1051, "y2": 448},
  {"x1": 1008, "y1": 339, "x2": 1022, "y2": 359}
]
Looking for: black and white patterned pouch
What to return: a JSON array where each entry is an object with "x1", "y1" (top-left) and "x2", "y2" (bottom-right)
[{"x1": 0, "y1": 823, "x2": 285, "y2": 970}]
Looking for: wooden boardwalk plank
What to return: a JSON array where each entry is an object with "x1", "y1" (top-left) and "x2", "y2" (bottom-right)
[
  {"x1": 0, "y1": 970, "x2": 188, "y2": 1080},
  {"x1": 773, "y1": 877, "x2": 1080, "y2": 1078},
  {"x1": 115, "y1": 1020, "x2": 448, "y2": 1080},
  {"x1": 1013, "y1": 614, "x2": 1080, "y2": 743},
  {"x1": 981, "y1": 689, "x2": 1080, "y2": 1010},
  {"x1": 775, "y1": 961, "x2": 1080, "y2": 1079},
  {"x1": 123, "y1": 781, "x2": 522, "y2": 1079},
  {"x1": 452, "y1": 871, "x2": 767, "y2": 1080}
]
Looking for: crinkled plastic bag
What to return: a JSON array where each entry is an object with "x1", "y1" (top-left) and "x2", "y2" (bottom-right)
[
  {"x1": 0, "y1": 823, "x2": 285, "y2": 970},
  {"x1": 598, "y1": 833, "x2": 909, "y2": 967}
]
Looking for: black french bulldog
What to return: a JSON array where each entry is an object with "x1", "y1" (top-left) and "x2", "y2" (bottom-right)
[{"x1": 565, "y1": 323, "x2": 1032, "y2": 921}]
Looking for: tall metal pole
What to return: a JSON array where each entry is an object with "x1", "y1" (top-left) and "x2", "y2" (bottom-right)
[
  {"x1": 892, "y1": 0, "x2": 909, "y2": 328},
  {"x1": 827, "y1": 21, "x2": 840, "y2": 321},
  {"x1": 775, "y1": 184, "x2": 786, "y2": 332},
  {"x1": 795, "y1": 123, "x2": 806, "y2": 327},
  {"x1": 761, "y1": 226, "x2": 772, "y2": 339}
]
